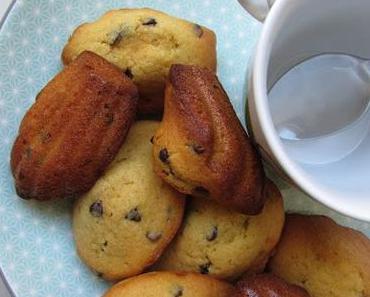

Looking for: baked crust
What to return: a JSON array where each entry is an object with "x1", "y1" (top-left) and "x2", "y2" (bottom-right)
[
  {"x1": 153, "y1": 180, "x2": 285, "y2": 280},
  {"x1": 152, "y1": 64, "x2": 265, "y2": 214},
  {"x1": 103, "y1": 271, "x2": 234, "y2": 297},
  {"x1": 11, "y1": 51, "x2": 138, "y2": 200},
  {"x1": 73, "y1": 121, "x2": 185, "y2": 281},
  {"x1": 62, "y1": 8, "x2": 217, "y2": 115},
  {"x1": 234, "y1": 274, "x2": 310, "y2": 297},
  {"x1": 269, "y1": 214, "x2": 370, "y2": 297}
]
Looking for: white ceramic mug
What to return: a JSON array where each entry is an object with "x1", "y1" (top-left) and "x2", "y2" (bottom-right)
[{"x1": 238, "y1": 0, "x2": 370, "y2": 221}]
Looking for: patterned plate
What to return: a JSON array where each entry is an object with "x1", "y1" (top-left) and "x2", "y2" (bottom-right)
[{"x1": 0, "y1": 1, "x2": 368, "y2": 297}]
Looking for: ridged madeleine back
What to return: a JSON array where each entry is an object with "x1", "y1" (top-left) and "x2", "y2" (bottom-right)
[
  {"x1": 11, "y1": 51, "x2": 138, "y2": 201},
  {"x1": 152, "y1": 64, "x2": 265, "y2": 214}
]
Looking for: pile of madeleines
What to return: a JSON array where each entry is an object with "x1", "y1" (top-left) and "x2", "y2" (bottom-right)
[{"x1": 9, "y1": 8, "x2": 370, "y2": 297}]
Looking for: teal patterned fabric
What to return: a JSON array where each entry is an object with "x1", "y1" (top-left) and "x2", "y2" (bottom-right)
[{"x1": 0, "y1": 1, "x2": 368, "y2": 297}]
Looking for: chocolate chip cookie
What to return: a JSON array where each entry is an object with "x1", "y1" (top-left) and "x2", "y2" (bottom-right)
[
  {"x1": 103, "y1": 271, "x2": 234, "y2": 297},
  {"x1": 73, "y1": 121, "x2": 185, "y2": 281},
  {"x1": 62, "y1": 8, "x2": 217, "y2": 114},
  {"x1": 269, "y1": 214, "x2": 370, "y2": 297},
  {"x1": 154, "y1": 180, "x2": 284, "y2": 280}
]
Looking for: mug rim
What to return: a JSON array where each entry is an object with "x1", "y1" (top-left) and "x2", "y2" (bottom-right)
[{"x1": 252, "y1": 0, "x2": 370, "y2": 221}]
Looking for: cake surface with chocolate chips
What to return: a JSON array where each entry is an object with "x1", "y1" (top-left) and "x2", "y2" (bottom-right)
[
  {"x1": 62, "y1": 8, "x2": 216, "y2": 115},
  {"x1": 103, "y1": 271, "x2": 234, "y2": 297},
  {"x1": 154, "y1": 180, "x2": 284, "y2": 280},
  {"x1": 73, "y1": 121, "x2": 185, "y2": 281}
]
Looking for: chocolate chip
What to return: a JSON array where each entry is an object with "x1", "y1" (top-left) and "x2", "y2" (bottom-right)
[
  {"x1": 110, "y1": 30, "x2": 125, "y2": 47},
  {"x1": 96, "y1": 271, "x2": 103, "y2": 278},
  {"x1": 146, "y1": 231, "x2": 162, "y2": 242},
  {"x1": 89, "y1": 200, "x2": 103, "y2": 217},
  {"x1": 124, "y1": 68, "x2": 133, "y2": 79},
  {"x1": 150, "y1": 136, "x2": 154, "y2": 144},
  {"x1": 40, "y1": 131, "x2": 51, "y2": 143},
  {"x1": 172, "y1": 285, "x2": 184, "y2": 297},
  {"x1": 193, "y1": 24, "x2": 203, "y2": 38},
  {"x1": 100, "y1": 241, "x2": 108, "y2": 252},
  {"x1": 191, "y1": 144, "x2": 205, "y2": 154},
  {"x1": 159, "y1": 148, "x2": 169, "y2": 163},
  {"x1": 125, "y1": 208, "x2": 141, "y2": 222},
  {"x1": 206, "y1": 226, "x2": 218, "y2": 241},
  {"x1": 193, "y1": 186, "x2": 209, "y2": 197},
  {"x1": 142, "y1": 18, "x2": 157, "y2": 26},
  {"x1": 199, "y1": 261, "x2": 212, "y2": 274},
  {"x1": 104, "y1": 113, "x2": 114, "y2": 125}
]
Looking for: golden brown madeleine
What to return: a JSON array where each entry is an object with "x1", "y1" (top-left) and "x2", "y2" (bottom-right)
[
  {"x1": 103, "y1": 271, "x2": 235, "y2": 297},
  {"x1": 234, "y1": 274, "x2": 310, "y2": 297},
  {"x1": 11, "y1": 51, "x2": 138, "y2": 201},
  {"x1": 152, "y1": 64, "x2": 265, "y2": 214},
  {"x1": 62, "y1": 8, "x2": 217, "y2": 115},
  {"x1": 269, "y1": 214, "x2": 370, "y2": 297}
]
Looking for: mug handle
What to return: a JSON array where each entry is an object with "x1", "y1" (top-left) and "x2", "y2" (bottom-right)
[{"x1": 238, "y1": 0, "x2": 275, "y2": 22}]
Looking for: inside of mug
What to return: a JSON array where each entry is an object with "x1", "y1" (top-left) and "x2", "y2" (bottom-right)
[{"x1": 266, "y1": 0, "x2": 370, "y2": 197}]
